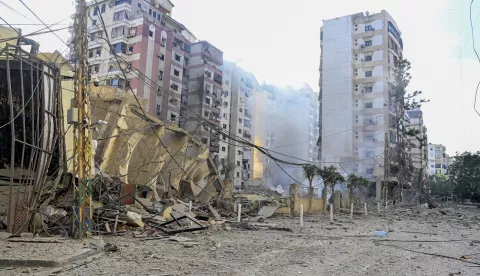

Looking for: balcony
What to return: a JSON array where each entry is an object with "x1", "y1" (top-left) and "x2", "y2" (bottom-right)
[
  {"x1": 209, "y1": 140, "x2": 220, "y2": 153},
  {"x1": 245, "y1": 109, "x2": 252, "y2": 119},
  {"x1": 213, "y1": 72, "x2": 222, "y2": 85}
]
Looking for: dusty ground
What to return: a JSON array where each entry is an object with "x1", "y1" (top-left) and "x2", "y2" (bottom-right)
[{"x1": 3, "y1": 205, "x2": 480, "y2": 276}]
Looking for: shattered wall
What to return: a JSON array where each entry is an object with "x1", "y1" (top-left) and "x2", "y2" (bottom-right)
[{"x1": 89, "y1": 88, "x2": 225, "y2": 203}]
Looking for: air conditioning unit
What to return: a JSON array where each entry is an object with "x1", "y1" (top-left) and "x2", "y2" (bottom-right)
[
  {"x1": 96, "y1": 54, "x2": 100, "y2": 58},
  {"x1": 361, "y1": 44, "x2": 365, "y2": 48},
  {"x1": 92, "y1": 71, "x2": 97, "y2": 74},
  {"x1": 141, "y1": 8, "x2": 146, "y2": 12},
  {"x1": 157, "y1": 53, "x2": 163, "y2": 58},
  {"x1": 371, "y1": 27, "x2": 375, "y2": 31},
  {"x1": 128, "y1": 51, "x2": 132, "y2": 55}
]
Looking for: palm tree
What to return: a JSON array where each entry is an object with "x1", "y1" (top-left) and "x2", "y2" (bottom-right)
[
  {"x1": 318, "y1": 165, "x2": 345, "y2": 211},
  {"x1": 346, "y1": 174, "x2": 370, "y2": 204},
  {"x1": 302, "y1": 164, "x2": 319, "y2": 214}
]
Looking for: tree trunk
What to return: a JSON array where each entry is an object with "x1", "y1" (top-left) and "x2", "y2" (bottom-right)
[
  {"x1": 331, "y1": 185, "x2": 335, "y2": 211},
  {"x1": 322, "y1": 186, "x2": 327, "y2": 212},
  {"x1": 308, "y1": 179, "x2": 313, "y2": 215},
  {"x1": 349, "y1": 187, "x2": 354, "y2": 206}
]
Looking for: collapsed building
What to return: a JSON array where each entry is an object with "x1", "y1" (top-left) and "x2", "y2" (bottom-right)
[{"x1": 0, "y1": 38, "x2": 228, "y2": 234}]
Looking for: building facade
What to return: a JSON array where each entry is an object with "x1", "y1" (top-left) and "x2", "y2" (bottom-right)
[
  {"x1": 427, "y1": 143, "x2": 450, "y2": 175},
  {"x1": 406, "y1": 109, "x2": 428, "y2": 187},
  {"x1": 183, "y1": 41, "x2": 223, "y2": 154},
  {"x1": 318, "y1": 10, "x2": 404, "y2": 200},
  {"x1": 219, "y1": 62, "x2": 257, "y2": 190},
  {"x1": 84, "y1": 0, "x2": 197, "y2": 123}
]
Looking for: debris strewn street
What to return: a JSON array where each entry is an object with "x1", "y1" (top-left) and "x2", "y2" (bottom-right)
[{"x1": 2, "y1": 205, "x2": 480, "y2": 276}]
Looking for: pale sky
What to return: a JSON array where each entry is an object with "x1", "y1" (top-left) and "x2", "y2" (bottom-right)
[{"x1": 3, "y1": 0, "x2": 480, "y2": 155}]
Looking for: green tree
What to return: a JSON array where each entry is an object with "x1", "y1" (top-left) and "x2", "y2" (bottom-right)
[
  {"x1": 450, "y1": 152, "x2": 480, "y2": 201},
  {"x1": 388, "y1": 59, "x2": 428, "y2": 199},
  {"x1": 425, "y1": 174, "x2": 453, "y2": 197},
  {"x1": 346, "y1": 174, "x2": 370, "y2": 203},
  {"x1": 302, "y1": 164, "x2": 320, "y2": 214},
  {"x1": 318, "y1": 165, "x2": 345, "y2": 211}
]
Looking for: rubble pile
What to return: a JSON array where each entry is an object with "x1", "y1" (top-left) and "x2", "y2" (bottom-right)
[{"x1": 238, "y1": 185, "x2": 283, "y2": 197}]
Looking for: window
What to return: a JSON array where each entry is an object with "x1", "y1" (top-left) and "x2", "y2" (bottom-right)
[
  {"x1": 238, "y1": 150, "x2": 242, "y2": 155},
  {"x1": 89, "y1": 50, "x2": 93, "y2": 58},
  {"x1": 170, "y1": 83, "x2": 179, "y2": 91},
  {"x1": 101, "y1": 4, "x2": 106, "y2": 13},
  {"x1": 223, "y1": 113, "x2": 228, "y2": 119},
  {"x1": 223, "y1": 102, "x2": 228, "y2": 108},
  {"x1": 239, "y1": 118, "x2": 243, "y2": 123},
  {"x1": 173, "y1": 69, "x2": 180, "y2": 77},
  {"x1": 170, "y1": 113, "x2": 176, "y2": 122},
  {"x1": 237, "y1": 161, "x2": 240, "y2": 166},
  {"x1": 365, "y1": 151, "x2": 374, "y2": 158},
  {"x1": 365, "y1": 25, "x2": 373, "y2": 31},
  {"x1": 222, "y1": 134, "x2": 227, "y2": 140},
  {"x1": 366, "y1": 168, "x2": 374, "y2": 174},
  {"x1": 113, "y1": 42, "x2": 127, "y2": 54},
  {"x1": 174, "y1": 53, "x2": 181, "y2": 62},
  {"x1": 237, "y1": 172, "x2": 240, "y2": 177},
  {"x1": 159, "y1": 53, "x2": 165, "y2": 61},
  {"x1": 158, "y1": 70, "x2": 163, "y2": 80},
  {"x1": 223, "y1": 91, "x2": 229, "y2": 97},
  {"x1": 364, "y1": 86, "x2": 373, "y2": 93},
  {"x1": 365, "y1": 55, "x2": 372, "y2": 62},
  {"x1": 149, "y1": 30, "x2": 153, "y2": 37},
  {"x1": 153, "y1": 11, "x2": 157, "y2": 18},
  {"x1": 93, "y1": 6, "x2": 99, "y2": 15},
  {"x1": 365, "y1": 40, "x2": 372, "y2": 47},
  {"x1": 222, "y1": 147, "x2": 226, "y2": 152},
  {"x1": 223, "y1": 124, "x2": 227, "y2": 129},
  {"x1": 149, "y1": 8, "x2": 152, "y2": 15},
  {"x1": 113, "y1": 10, "x2": 130, "y2": 21},
  {"x1": 92, "y1": 19, "x2": 97, "y2": 25},
  {"x1": 239, "y1": 108, "x2": 243, "y2": 113},
  {"x1": 128, "y1": 45, "x2": 134, "y2": 54},
  {"x1": 205, "y1": 97, "x2": 211, "y2": 105},
  {"x1": 365, "y1": 102, "x2": 373, "y2": 108},
  {"x1": 238, "y1": 129, "x2": 242, "y2": 134},
  {"x1": 157, "y1": 14, "x2": 161, "y2": 20},
  {"x1": 137, "y1": 3, "x2": 141, "y2": 8},
  {"x1": 365, "y1": 71, "x2": 373, "y2": 77},
  {"x1": 204, "y1": 111, "x2": 209, "y2": 117}
]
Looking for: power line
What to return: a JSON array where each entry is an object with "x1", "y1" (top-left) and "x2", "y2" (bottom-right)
[
  {"x1": 17, "y1": 0, "x2": 69, "y2": 47},
  {"x1": 470, "y1": 0, "x2": 480, "y2": 117}
]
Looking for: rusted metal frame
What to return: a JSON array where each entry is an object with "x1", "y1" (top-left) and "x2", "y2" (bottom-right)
[
  {"x1": 18, "y1": 55, "x2": 27, "y2": 203},
  {"x1": 6, "y1": 46, "x2": 17, "y2": 233}
]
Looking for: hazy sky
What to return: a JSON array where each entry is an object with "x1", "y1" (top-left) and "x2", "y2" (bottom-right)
[{"x1": 3, "y1": 0, "x2": 480, "y2": 155}]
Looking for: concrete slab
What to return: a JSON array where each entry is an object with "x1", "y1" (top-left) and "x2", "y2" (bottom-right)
[{"x1": 257, "y1": 206, "x2": 278, "y2": 218}]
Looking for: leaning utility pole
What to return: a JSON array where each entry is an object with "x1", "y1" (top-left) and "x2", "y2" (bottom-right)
[{"x1": 72, "y1": 0, "x2": 93, "y2": 238}]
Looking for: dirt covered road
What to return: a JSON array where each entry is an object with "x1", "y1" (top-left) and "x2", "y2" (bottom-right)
[{"x1": 4, "y1": 205, "x2": 480, "y2": 276}]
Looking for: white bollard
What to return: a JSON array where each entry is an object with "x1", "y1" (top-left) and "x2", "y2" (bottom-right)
[
  {"x1": 350, "y1": 203, "x2": 354, "y2": 219},
  {"x1": 189, "y1": 201, "x2": 192, "y2": 211},
  {"x1": 300, "y1": 204, "x2": 304, "y2": 227},
  {"x1": 237, "y1": 204, "x2": 241, "y2": 222},
  {"x1": 385, "y1": 201, "x2": 388, "y2": 213},
  {"x1": 330, "y1": 204, "x2": 333, "y2": 223},
  {"x1": 377, "y1": 202, "x2": 381, "y2": 213},
  {"x1": 364, "y1": 203, "x2": 368, "y2": 216}
]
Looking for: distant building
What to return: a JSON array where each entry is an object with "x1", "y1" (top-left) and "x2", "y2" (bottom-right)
[
  {"x1": 253, "y1": 85, "x2": 319, "y2": 190},
  {"x1": 218, "y1": 62, "x2": 257, "y2": 190},
  {"x1": 406, "y1": 109, "x2": 428, "y2": 187},
  {"x1": 427, "y1": 143, "x2": 450, "y2": 175}
]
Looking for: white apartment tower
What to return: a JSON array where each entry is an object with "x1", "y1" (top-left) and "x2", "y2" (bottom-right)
[
  {"x1": 319, "y1": 10, "x2": 404, "y2": 200},
  {"x1": 221, "y1": 62, "x2": 257, "y2": 190}
]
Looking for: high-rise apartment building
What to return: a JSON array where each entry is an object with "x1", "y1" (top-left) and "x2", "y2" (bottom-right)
[
  {"x1": 406, "y1": 109, "x2": 428, "y2": 186},
  {"x1": 427, "y1": 143, "x2": 450, "y2": 175},
  {"x1": 84, "y1": 0, "x2": 223, "y2": 129},
  {"x1": 318, "y1": 10, "x2": 404, "y2": 199},
  {"x1": 216, "y1": 62, "x2": 257, "y2": 190}
]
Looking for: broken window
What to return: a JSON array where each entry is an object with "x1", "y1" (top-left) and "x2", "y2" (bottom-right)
[
  {"x1": 238, "y1": 129, "x2": 242, "y2": 134},
  {"x1": 174, "y1": 53, "x2": 181, "y2": 62},
  {"x1": 222, "y1": 147, "x2": 226, "y2": 152},
  {"x1": 170, "y1": 113, "x2": 176, "y2": 122},
  {"x1": 173, "y1": 69, "x2": 180, "y2": 77},
  {"x1": 205, "y1": 97, "x2": 211, "y2": 105}
]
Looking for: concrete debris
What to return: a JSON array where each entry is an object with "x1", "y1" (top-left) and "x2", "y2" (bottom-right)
[{"x1": 257, "y1": 206, "x2": 279, "y2": 218}]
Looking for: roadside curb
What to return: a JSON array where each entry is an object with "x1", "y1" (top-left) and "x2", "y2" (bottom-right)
[{"x1": 0, "y1": 248, "x2": 104, "y2": 267}]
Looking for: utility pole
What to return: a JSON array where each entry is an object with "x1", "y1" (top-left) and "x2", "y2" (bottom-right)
[
  {"x1": 383, "y1": 132, "x2": 389, "y2": 205},
  {"x1": 72, "y1": 0, "x2": 92, "y2": 238}
]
